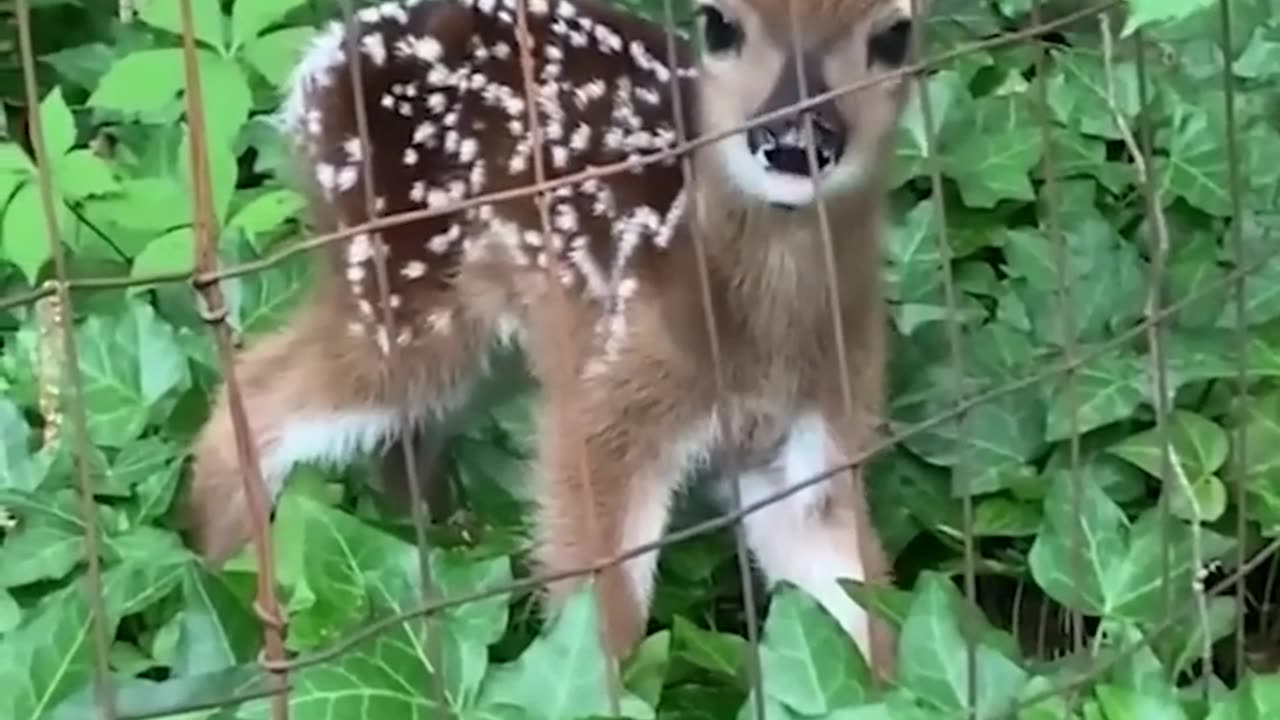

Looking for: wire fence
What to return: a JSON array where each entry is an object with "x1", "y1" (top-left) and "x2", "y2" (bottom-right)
[{"x1": 2, "y1": 0, "x2": 1277, "y2": 718}]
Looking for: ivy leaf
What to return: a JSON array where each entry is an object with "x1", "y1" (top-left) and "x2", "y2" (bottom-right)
[
  {"x1": 671, "y1": 615, "x2": 748, "y2": 685},
  {"x1": 136, "y1": 0, "x2": 225, "y2": 51},
  {"x1": 0, "y1": 399, "x2": 36, "y2": 491},
  {"x1": 1096, "y1": 683, "x2": 1188, "y2": 720},
  {"x1": 478, "y1": 584, "x2": 654, "y2": 719},
  {"x1": 1045, "y1": 349, "x2": 1148, "y2": 441},
  {"x1": 39, "y1": 87, "x2": 76, "y2": 159},
  {"x1": 1045, "y1": 50, "x2": 1140, "y2": 141},
  {"x1": 232, "y1": 0, "x2": 309, "y2": 47},
  {"x1": 1121, "y1": 0, "x2": 1216, "y2": 35},
  {"x1": 0, "y1": 560, "x2": 186, "y2": 720},
  {"x1": 1206, "y1": 673, "x2": 1280, "y2": 720},
  {"x1": 1235, "y1": 27, "x2": 1280, "y2": 79},
  {"x1": 73, "y1": 300, "x2": 192, "y2": 447},
  {"x1": 622, "y1": 631, "x2": 670, "y2": 710},
  {"x1": 171, "y1": 565, "x2": 261, "y2": 677},
  {"x1": 0, "y1": 589, "x2": 19, "y2": 634},
  {"x1": 1108, "y1": 411, "x2": 1230, "y2": 522},
  {"x1": 1161, "y1": 103, "x2": 1231, "y2": 216},
  {"x1": 1232, "y1": 389, "x2": 1280, "y2": 534},
  {"x1": 757, "y1": 586, "x2": 870, "y2": 715},
  {"x1": 1028, "y1": 470, "x2": 1235, "y2": 622},
  {"x1": 0, "y1": 522, "x2": 83, "y2": 588},
  {"x1": 898, "y1": 574, "x2": 1028, "y2": 718},
  {"x1": 941, "y1": 96, "x2": 1042, "y2": 207},
  {"x1": 970, "y1": 496, "x2": 1042, "y2": 537}
]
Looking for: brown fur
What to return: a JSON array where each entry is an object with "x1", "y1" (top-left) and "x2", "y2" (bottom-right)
[{"x1": 186, "y1": 0, "x2": 918, "y2": 676}]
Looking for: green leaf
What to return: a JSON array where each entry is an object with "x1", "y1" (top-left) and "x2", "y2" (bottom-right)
[
  {"x1": 1045, "y1": 50, "x2": 1140, "y2": 141},
  {"x1": 898, "y1": 574, "x2": 1028, "y2": 718},
  {"x1": 1121, "y1": 0, "x2": 1216, "y2": 35},
  {"x1": 0, "y1": 522, "x2": 83, "y2": 588},
  {"x1": 0, "y1": 589, "x2": 20, "y2": 634},
  {"x1": 757, "y1": 586, "x2": 870, "y2": 715},
  {"x1": 54, "y1": 150, "x2": 120, "y2": 201},
  {"x1": 1206, "y1": 673, "x2": 1280, "y2": 720},
  {"x1": 39, "y1": 87, "x2": 76, "y2": 159},
  {"x1": 88, "y1": 49, "x2": 188, "y2": 116},
  {"x1": 129, "y1": 227, "x2": 195, "y2": 288},
  {"x1": 970, "y1": 496, "x2": 1042, "y2": 537},
  {"x1": 242, "y1": 26, "x2": 317, "y2": 88},
  {"x1": 73, "y1": 300, "x2": 192, "y2": 447},
  {"x1": 1235, "y1": 26, "x2": 1280, "y2": 79},
  {"x1": 0, "y1": 399, "x2": 36, "y2": 491},
  {"x1": 0, "y1": 560, "x2": 186, "y2": 720},
  {"x1": 227, "y1": 188, "x2": 305, "y2": 246},
  {"x1": 178, "y1": 126, "x2": 239, "y2": 223},
  {"x1": 1232, "y1": 389, "x2": 1280, "y2": 533},
  {"x1": 622, "y1": 631, "x2": 670, "y2": 709},
  {"x1": 2, "y1": 182, "x2": 68, "y2": 285},
  {"x1": 1108, "y1": 411, "x2": 1230, "y2": 521},
  {"x1": 0, "y1": 143, "x2": 35, "y2": 174},
  {"x1": 1028, "y1": 470, "x2": 1235, "y2": 621},
  {"x1": 478, "y1": 584, "x2": 654, "y2": 719},
  {"x1": 172, "y1": 564, "x2": 261, "y2": 676},
  {"x1": 1160, "y1": 103, "x2": 1231, "y2": 216},
  {"x1": 1045, "y1": 350, "x2": 1148, "y2": 441},
  {"x1": 232, "y1": 0, "x2": 309, "y2": 46},
  {"x1": 136, "y1": 0, "x2": 225, "y2": 51},
  {"x1": 941, "y1": 96, "x2": 1043, "y2": 207},
  {"x1": 1096, "y1": 683, "x2": 1188, "y2": 720},
  {"x1": 671, "y1": 615, "x2": 747, "y2": 685}
]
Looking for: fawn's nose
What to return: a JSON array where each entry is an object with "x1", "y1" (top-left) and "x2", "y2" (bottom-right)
[{"x1": 747, "y1": 110, "x2": 846, "y2": 177}]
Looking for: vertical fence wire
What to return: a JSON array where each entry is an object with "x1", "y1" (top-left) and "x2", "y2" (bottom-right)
[
  {"x1": 13, "y1": 1, "x2": 116, "y2": 718},
  {"x1": 332, "y1": 0, "x2": 446, "y2": 710},
  {"x1": 1216, "y1": 0, "x2": 1251, "y2": 683},
  {"x1": 173, "y1": 2, "x2": 290, "y2": 718},
  {"x1": 654, "y1": 2, "x2": 770, "y2": 717},
  {"x1": 9, "y1": 0, "x2": 1280, "y2": 718},
  {"x1": 908, "y1": 0, "x2": 978, "y2": 711}
]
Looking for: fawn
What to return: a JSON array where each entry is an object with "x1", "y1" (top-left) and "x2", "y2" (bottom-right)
[{"x1": 186, "y1": 0, "x2": 918, "y2": 673}]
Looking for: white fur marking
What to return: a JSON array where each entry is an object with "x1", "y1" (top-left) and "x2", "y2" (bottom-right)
[
  {"x1": 262, "y1": 410, "x2": 402, "y2": 501},
  {"x1": 733, "y1": 414, "x2": 873, "y2": 658}
]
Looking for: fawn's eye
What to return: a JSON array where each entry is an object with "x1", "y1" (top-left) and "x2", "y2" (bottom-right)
[
  {"x1": 868, "y1": 18, "x2": 912, "y2": 67},
  {"x1": 696, "y1": 5, "x2": 743, "y2": 55}
]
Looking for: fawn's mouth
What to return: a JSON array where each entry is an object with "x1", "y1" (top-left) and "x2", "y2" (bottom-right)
[{"x1": 746, "y1": 119, "x2": 845, "y2": 179}]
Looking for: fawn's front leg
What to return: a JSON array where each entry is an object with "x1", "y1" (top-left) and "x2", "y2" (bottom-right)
[
  {"x1": 531, "y1": 354, "x2": 713, "y2": 659},
  {"x1": 732, "y1": 409, "x2": 895, "y2": 676}
]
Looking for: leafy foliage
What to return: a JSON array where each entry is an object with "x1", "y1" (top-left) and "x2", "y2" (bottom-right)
[{"x1": 1, "y1": 0, "x2": 1279, "y2": 719}]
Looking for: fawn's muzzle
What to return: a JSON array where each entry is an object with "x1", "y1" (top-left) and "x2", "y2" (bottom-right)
[
  {"x1": 748, "y1": 49, "x2": 847, "y2": 178},
  {"x1": 746, "y1": 113, "x2": 846, "y2": 177}
]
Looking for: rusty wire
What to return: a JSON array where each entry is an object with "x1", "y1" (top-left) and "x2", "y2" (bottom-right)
[
  {"x1": 13, "y1": 1, "x2": 115, "y2": 719},
  {"x1": 173, "y1": 2, "x2": 290, "y2": 719},
  {"x1": 5, "y1": 0, "x2": 1274, "y2": 718}
]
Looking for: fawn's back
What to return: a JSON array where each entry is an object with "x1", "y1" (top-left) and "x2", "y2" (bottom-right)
[{"x1": 283, "y1": 0, "x2": 699, "y2": 361}]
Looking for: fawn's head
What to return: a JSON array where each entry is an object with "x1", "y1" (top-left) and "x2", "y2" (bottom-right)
[{"x1": 691, "y1": 0, "x2": 918, "y2": 208}]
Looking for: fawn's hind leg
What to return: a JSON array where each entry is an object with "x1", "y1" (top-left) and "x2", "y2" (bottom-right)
[
  {"x1": 185, "y1": 297, "x2": 488, "y2": 565},
  {"x1": 732, "y1": 411, "x2": 896, "y2": 674}
]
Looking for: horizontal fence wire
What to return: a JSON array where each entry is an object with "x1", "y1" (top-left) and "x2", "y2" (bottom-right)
[{"x1": 3, "y1": 0, "x2": 1274, "y2": 719}]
